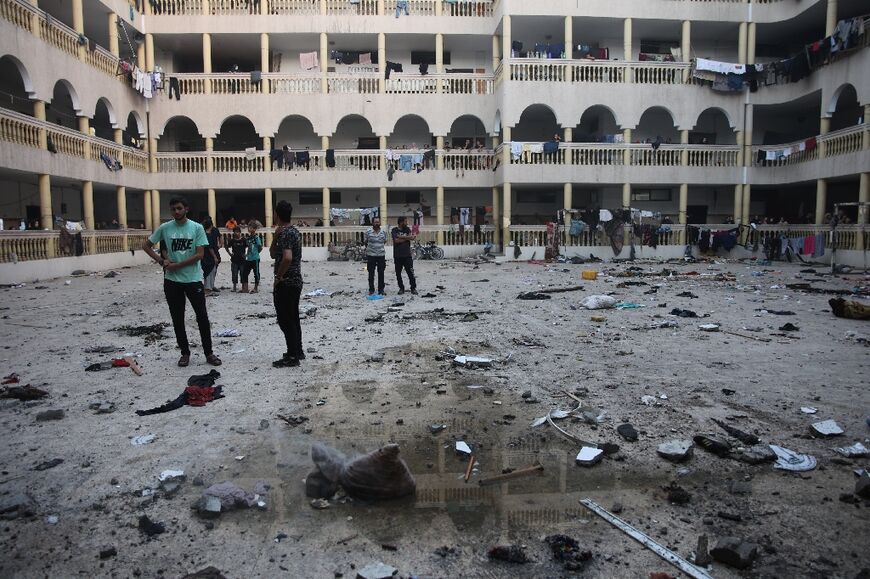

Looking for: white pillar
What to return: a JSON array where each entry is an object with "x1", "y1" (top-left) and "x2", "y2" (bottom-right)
[
  {"x1": 207, "y1": 188, "x2": 216, "y2": 224},
  {"x1": 815, "y1": 179, "x2": 827, "y2": 224}
]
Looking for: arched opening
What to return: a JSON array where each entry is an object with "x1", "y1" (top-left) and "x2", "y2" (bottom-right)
[
  {"x1": 124, "y1": 112, "x2": 144, "y2": 147},
  {"x1": 513, "y1": 104, "x2": 560, "y2": 141},
  {"x1": 0, "y1": 55, "x2": 33, "y2": 116},
  {"x1": 635, "y1": 106, "x2": 678, "y2": 143},
  {"x1": 390, "y1": 115, "x2": 433, "y2": 148},
  {"x1": 159, "y1": 116, "x2": 205, "y2": 152},
  {"x1": 48, "y1": 80, "x2": 80, "y2": 130},
  {"x1": 215, "y1": 115, "x2": 259, "y2": 151},
  {"x1": 692, "y1": 108, "x2": 736, "y2": 144},
  {"x1": 572, "y1": 105, "x2": 619, "y2": 143},
  {"x1": 93, "y1": 98, "x2": 116, "y2": 141},
  {"x1": 447, "y1": 115, "x2": 487, "y2": 148},
  {"x1": 275, "y1": 115, "x2": 320, "y2": 150},
  {"x1": 830, "y1": 84, "x2": 860, "y2": 131},
  {"x1": 334, "y1": 115, "x2": 377, "y2": 149}
]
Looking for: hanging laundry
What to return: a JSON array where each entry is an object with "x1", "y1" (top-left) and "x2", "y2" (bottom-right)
[{"x1": 299, "y1": 51, "x2": 319, "y2": 71}]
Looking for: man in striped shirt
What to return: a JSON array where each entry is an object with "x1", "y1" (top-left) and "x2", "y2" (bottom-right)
[{"x1": 364, "y1": 217, "x2": 387, "y2": 296}]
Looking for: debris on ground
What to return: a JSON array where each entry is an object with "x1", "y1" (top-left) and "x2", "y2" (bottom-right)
[
  {"x1": 35, "y1": 409, "x2": 64, "y2": 422},
  {"x1": 579, "y1": 295, "x2": 618, "y2": 310},
  {"x1": 478, "y1": 463, "x2": 544, "y2": 486},
  {"x1": 575, "y1": 447, "x2": 604, "y2": 466},
  {"x1": 617, "y1": 423, "x2": 639, "y2": 441},
  {"x1": 710, "y1": 537, "x2": 758, "y2": 569},
  {"x1": 657, "y1": 440, "x2": 694, "y2": 462},
  {"x1": 487, "y1": 545, "x2": 530, "y2": 564},
  {"x1": 769, "y1": 445, "x2": 817, "y2": 471},
  {"x1": 356, "y1": 561, "x2": 397, "y2": 579},
  {"x1": 833, "y1": 442, "x2": 869, "y2": 458},
  {"x1": 194, "y1": 481, "x2": 268, "y2": 516},
  {"x1": 545, "y1": 534, "x2": 592, "y2": 570},
  {"x1": 0, "y1": 385, "x2": 49, "y2": 400},
  {"x1": 665, "y1": 483, "x2": 692, "y2": 505},
  {"x1": 829, "y1": 298, "x2": 870, "y2": 320},
  {"x1": 693, "y1": 435, "x2": 731, "y2": 457},
  {"x1": 309, "y1": 443, "x2": 416, "y2": 501},
  {"x1": 810, "y1": 419, "x2": 845, "y2": 437},
  {"x1": 112, "y1": 323, "x2": 169, "y2": 344},
  {"x1": 711, "y1": 419, "x2": 760, "y2": 445},
  {"x1": 138, "y1": 514, "x2": 166, "y2": 536}
]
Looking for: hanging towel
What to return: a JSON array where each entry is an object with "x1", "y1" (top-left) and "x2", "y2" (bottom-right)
[
  {"x1": 359, "y1": 52, "x2": 372, "y2": 65},
  {"x1": 300, "y1": 51, "x2": 319, "y2": 71},
  {"x1": 510, "y1": 142, "x2": 522, "y2": 160}
]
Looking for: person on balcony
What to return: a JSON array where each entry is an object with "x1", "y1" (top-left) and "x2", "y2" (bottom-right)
[
  {"x1": 142, "y1": 196, "x2": 221, "y2": 368},
  {"x1": 364, "y1": 217, "x2": 387, "y2": 296},
  {"x1": 392, "y1": 216, "x2": 417, "y2": 296}
]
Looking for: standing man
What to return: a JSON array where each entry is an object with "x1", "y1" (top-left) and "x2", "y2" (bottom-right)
[
  {"x1": 142, "y1": 196, "x2": 222, "y2": 368},
  {"x1": 364, "y1": 216, "x2": 387, "y2": 296},
  {"x1": 391, "y1": 216, "x2": 417, "y2": 295},
  {"x1": 200, "y1": 216, "x2": 221, "y2": 297},
  {"x1": 270, "y1": 201, "x2": 304, "y2": 368}
]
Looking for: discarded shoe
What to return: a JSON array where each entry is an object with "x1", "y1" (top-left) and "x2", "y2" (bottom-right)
[{"x1": 693, "y1": 435, "x2": 731, "y2": 457}]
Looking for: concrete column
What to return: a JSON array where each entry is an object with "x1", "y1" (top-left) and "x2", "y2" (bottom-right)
[
  {"x1": 379, "y1": 187, "x2": 388, "y2": 224},
  {"x1": 819, "y1": 116, "x2": 830, "y2": 157},
  {"x1": 492, "y1": 136, "x2": 500, "y2": 149},
  {"x1": 78, "y1": 116, "x2": 91, "y2": 160},
  {"x1": 320, "y1": 32, "x2": 328, "y2": 94},
  {"x1": 623, "y1": 18, "x2": 632, "y2": 60},
  {"x1": 564, "y1": 17, "x2": 572, "y2": 58},
  {"x1": 145, "y1": 33, "x2": 155, "y2": 71},
  {"x1": 113, "y1": 128, "x2": 123, "y2": 144},
  {"x1": 678, "y1": 184, "x2": 688, "y2": 243},
  {"x1": 264, "y1": 188, "x2": 273, "y2": 245},
  {"x1": 733, "y1": 184, "x2": 743, "y2": 225},
  {"x1": 206, "y1": 137, "x2": 214, "y2": 172},
  {"x1": 38, "y1": 174, "x2": 52, "y2": 231},
  {"x1": 144, "y1": 0, "x2": 151, "y2": 15},
  {"x1": 116, "y1": 186, "x2": 127, "y2": 228},
  {"x1": 260, "y1": 33, "x2": 269, "y2": 74},
  {"x1": 681, "y1": 20, "x2": 691, "y2": 81},
  {"x1": 436, "y1": 186, "x2": 445, "y2": 245},
  {"x1": 680, "y1": 129, "x2": 689, "y2": 165},
  {"x1": 503, "y1": 15, "x2": 511, "y2": 59},
  {"x1": 378, "y1": 33, "x2": 386, "y2": 93},
  {"x1": 148, "y1": 138, "x2": 158, "y2": 172},
  {"x1": 321, "y1": 135, "x2": 329, "y2": 150},
  {"x1": 136, "y1": 42, "x2": 145, "y2": 72},
  {"x1": 108, "y1": 13, "x2": 119, "y2": 57},
  {"x1": 735, "y1": 130, "x2": 744, "y2": 167},
  {"x1": 203, "y1": 33, "x2": 212, "y2": 95},
  {"x1": 623, "y1": 128, "x2": 631, "y2": 165},
  {"x1": 738, "y1": 22, "x2": 747, "y2": 64},
  {"x1": 741, "y1": 184, "x2": 751, "y2": 226},
  {"x1": 858, "y1": 174, "x2": 869, "y2": 251},
  {"x1": 29, "y1": 0, "x2": 41, "y2": 39},
  {"x1": 815, "y1": 179, "x2": 827, "y2": 224},
  {"x1": 377, "y1": 0, "x2": 384, "y2": 16},
  {"x1": 747, "y1": 22, "x2": 757, "y2": 65},
  {"x1": 436, "y1": 136, "x2": 445, "y2": 169},
  {"x1": 152, "y1": 190, "x2": 161, "y2": 229},
  {"x1": 492, "y1": 35, "x2": 501, "y2": 71},
  {"x1": 563, "y1": 183, "x2": 572, "y2": 211},
  {"x1": 826, "y1": 0, "x2": 838, "y2": 36},
  {"x1": 207, "y1": 189, "x2": 216, "y2": 224},
  {"x1": 563, "y1": 127, "x2": 572, "y2": 143},
  {"x1": 743, "y1": 105, "x2": 753, "y2": 167},
  {"x1": 33, "y1": 100, "x2": 47, "y2": 150},
  {"x1": 435, "y1": 33, "x2": 444, "y2": 93},
  {"x1": 202, "y1": 0, "x2": 209, "y2": 14},
  {"x1": 379, "y1": 135, "x2": 387, "y2": 170},
  {"x1": 82, "y1": 181, "x2": 94, "y2": 244},
  {"x1": 434, "y1": 0, "x2": 441, "y2": 16},
  {"x1": 492, "y1": 187, "x2": 500, "y2": 248},
  {"x1": 263, "y1": 137, "x2": 272, "y2": 171},
  {"x1": 260, "y1": 0, "x2": 267, "y2": 15},
  {"x1": 320, "y1": 0, "x2": 326, "y2": 15},
  {"x1": 502, "y1": 182, "x2": 511, "y2": 249},
  {"x1": 72, "y1": 0, "x2": 85, "y2": 60},
  {"x1": 322, "y1": 187, "x2": 331, "y2": 225},
  {"x1": 144, "y1": 190, "x2": 153, "y2": 230},
  {"x1": 503, "y1": 125, "x2": 511, "y2": 165}
]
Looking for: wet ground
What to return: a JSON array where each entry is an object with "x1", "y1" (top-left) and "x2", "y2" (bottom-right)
[{"x1": 0, "y1": 258, "x2": 868, "y2": 578}]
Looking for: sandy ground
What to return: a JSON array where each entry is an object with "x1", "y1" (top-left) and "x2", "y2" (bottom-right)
[{"x1": 0, "y1": 256, "x2": 868, "y2": 579}]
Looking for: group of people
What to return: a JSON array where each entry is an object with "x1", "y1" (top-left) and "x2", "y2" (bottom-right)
[{"x1": 142, "y1": 197, "x2": 420, "y2": 370}]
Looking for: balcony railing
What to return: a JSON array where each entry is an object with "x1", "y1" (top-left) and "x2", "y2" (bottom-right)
[
  {"x1": 508, "y1": 59, "x2": 691, "y2": 86},
  {"x1": 0, "y1": 108, "x2": 149, "y2": 172},
  {"x1": 147, "y1": 0, "x2": 492, "y2": 15},
  {"x1": 0, "y1": 230, "x2": 150, "y2": 263},
  {"x1": 1, "y1": 0, "x2": 120, "y2": 79},
  {"x1": 170, "y1": 72, "x2": 494, "y2": 95},
  {"x1": 752, "y1": 124, "x2": 868, "y2": 167},
  {"x1": 503, "y1": 142, "x2": 741, "y2": 168}
]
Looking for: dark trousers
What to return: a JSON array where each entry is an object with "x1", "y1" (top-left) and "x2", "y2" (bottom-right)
[
  {"x1": 394, "y1": 256, "x2": 416, "y2": 291},
  {"x1": 168, "y1": 77, "x2": 181, "y2": 100},
  {"x1": 241, "y1": 260, "x2": 260, "y2": 284},
  {"x1": 231, "y1": 260, "x2": 242, "y2": 284},
  {"x1": 274, "y1": 284, "x2": 303, "y2": 358},
  {"x1": 163, "y1": 279, "x2": 212, "y2": 356},
  {"x1": 367, "y1": 255, "x2": 386, "y2": 293}
]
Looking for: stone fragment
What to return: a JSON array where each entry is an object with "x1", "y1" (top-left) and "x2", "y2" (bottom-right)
[
  {"x1": 710, "y1": 537, "x2": 758, "y2": 569},
  {"x1": 616, "y1": 423, "x2": 638, "y2": 442},
  {"x1": 856, "y1": 474, "x2": 870, "y2": 499},
  {"x1": 99, "y1": 546, "x2": 117, "y2": 559},
  {"x1": 657, "y1": 440, "x2": 694, "y2": 462},
  {"x1": 810, "y1": 419, "x2": 844, "y2": 437},
  {"x1": 193, "y1": 495, "x2": 222, "y2": 518},
  {"x1": 138, "y1": 514, "x2": 166, "y2": 536},
  {"x1": 575, "y1": 447, "x2": 604, "y2": 466},
  {"x1": 356, "y1": 561, "x2": 397, "y2": 579},
  {"x1": 0, "y1": 492, "x2": 37, "y2": 520},
  {"x1": 33, "y1": 458, "x2": 64, "y2": 471},
  {"x1": 35, "y1": 409, "x2": 65, "y2": 421}
]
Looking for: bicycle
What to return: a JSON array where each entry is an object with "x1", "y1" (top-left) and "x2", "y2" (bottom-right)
[
  {"x1": 413, "y1": 240, "x2": 444, "y2": 260},
  {"x1": 341, "y1": 241, "x2": 366, "y2": 262}
]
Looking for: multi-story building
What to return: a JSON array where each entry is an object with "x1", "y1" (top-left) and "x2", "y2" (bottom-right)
[{"x1": 0, "y1": 0, "x2": 867, "y2": 274}]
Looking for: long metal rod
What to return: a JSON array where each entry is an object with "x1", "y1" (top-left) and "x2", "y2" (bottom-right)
[{"x1": 580, "y1": 499, "x2": 714, "y2": 579}]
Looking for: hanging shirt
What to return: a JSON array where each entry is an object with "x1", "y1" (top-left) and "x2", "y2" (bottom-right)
[{"x1": 148, "y1": 219, "x2": 208, "y2": 284}]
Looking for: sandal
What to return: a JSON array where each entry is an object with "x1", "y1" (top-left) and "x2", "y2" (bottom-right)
[
  {"x1": 177, "y1": 354, "x2": 190, "y2": 367},
  {"x1": 206, "y1": 354, "x2": 222, "y2": 366}
]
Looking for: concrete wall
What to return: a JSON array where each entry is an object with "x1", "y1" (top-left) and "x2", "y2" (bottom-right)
[{"x1": 0, "y1": 250, "x2": 152, "y2": 284}]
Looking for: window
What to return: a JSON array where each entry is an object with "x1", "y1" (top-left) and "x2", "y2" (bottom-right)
[
  {"x1": 299, "y1": 191, "x2": 341, "y2": 205},
  {"x1": 631, "y1": 189, "x2": 672, "y2": 202}
]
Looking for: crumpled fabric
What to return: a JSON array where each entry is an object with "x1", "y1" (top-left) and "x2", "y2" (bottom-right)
[
  {"x1": 579, "y1": 295, "x2": 617, "y2": 310},
  {"x1": 311, "y1": 443, "x2": 416, "y2": 501},
  {"x1": 188, "y1": 369, "x2": 221, "y2": 387},
  {"x1": 203, "y1": 481, "x2": 268, "y2": 510}
]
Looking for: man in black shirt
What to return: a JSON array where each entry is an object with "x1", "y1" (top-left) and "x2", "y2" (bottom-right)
[
  {"x1": 391, "y1": 216, "x2": 417, "y2": 295},
  {"x1": 270, "y1": 201, "x2": 304, "y2": 368},
  {"x1": 228, "y1": 226, "x2": 247, "y2": 292}
]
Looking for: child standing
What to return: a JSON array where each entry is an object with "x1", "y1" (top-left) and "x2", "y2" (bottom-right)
[
  {"x1": 241, "y1": 222, "x2": 262, "y2": 293},
  {"x1": 228, "y1": 226, "x2": 247, "y2": 292}
]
